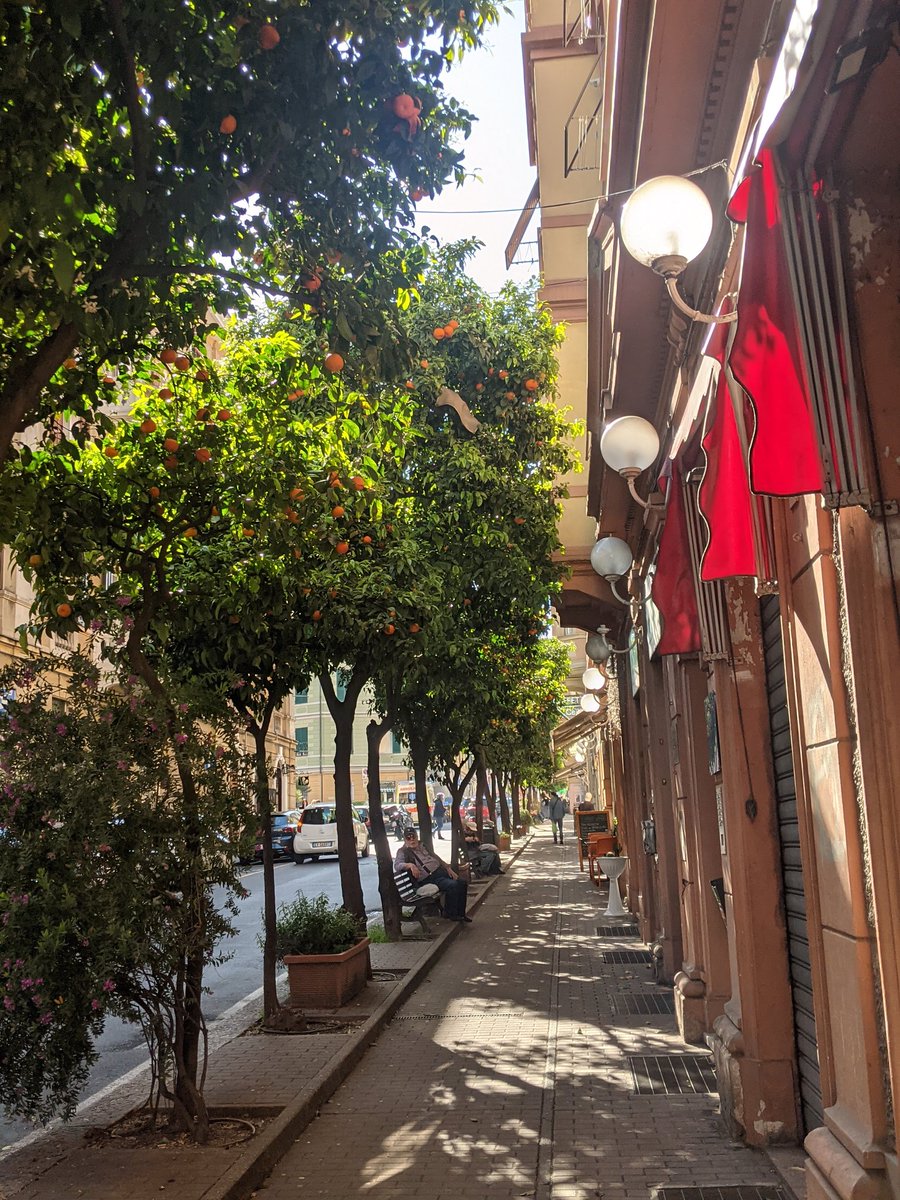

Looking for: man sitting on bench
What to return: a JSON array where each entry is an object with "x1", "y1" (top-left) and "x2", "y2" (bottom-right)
[{"x1": 393, "y1": 828, "x2": 471, "y2": 923}]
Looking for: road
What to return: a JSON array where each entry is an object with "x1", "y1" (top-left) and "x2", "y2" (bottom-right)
[{"x1": 0, "y1": 846, "x2": 393, "y2": 1151}]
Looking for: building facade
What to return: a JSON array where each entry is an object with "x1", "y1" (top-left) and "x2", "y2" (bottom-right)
[{"x1": 521, "y1": 3, "x2": 899, "y2": 1197}]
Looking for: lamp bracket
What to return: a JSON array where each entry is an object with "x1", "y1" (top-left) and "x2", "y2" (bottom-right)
[
  {"x1": 664, "y1": 276, "x2": 737, "y2": 325},
  {"x1": 621, "y1": 469, "x2": 666, "y2": 513}
]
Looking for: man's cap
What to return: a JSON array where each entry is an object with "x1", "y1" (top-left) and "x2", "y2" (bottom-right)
[{"x1": 404, "y1": 828, "x2": 419, "y2": 839}]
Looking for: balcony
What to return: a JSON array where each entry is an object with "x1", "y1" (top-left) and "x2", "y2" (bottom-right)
[
  {"x1": 563, "y1": 0, "x2": 602, "y2": 48},
  {"x1": 564, "y1": 57, "x2": 604, "y2": 176}
]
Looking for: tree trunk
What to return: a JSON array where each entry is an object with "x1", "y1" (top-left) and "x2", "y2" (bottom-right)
[
  {"x1": 447, "y1": 781, "x2": 464, "y2": 871},
  {"x1": 251, "y1": 723, "x2": 280, "y2": 1021},
  {"x1": 511, "y1": 772, "x2": 522, "y2": 832},
  {"x1": 497, "y1": 772, "x2": 511, "y2": 835},
  {"x1": 488, "y1": 768, "x2": 497, "y2": 826},
  {"x1": 367, "y1": 718, "x2": 402, "y2": 939},
  {"x1": 409, "y1": 735, "x2": 433, "y2": 851},
  {"x1": 321, "y1": 671, "x2": 367, "y2": 923},
  {"x1": 474, "y1": 749, "x2": 489, "y2": 842}
]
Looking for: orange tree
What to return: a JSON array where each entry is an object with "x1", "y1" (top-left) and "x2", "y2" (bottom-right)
[
  {"x1": 370, "y1": 247, "x2": 579, "y2": 849},
  {"x1": 0, "y1": 1, "x2": 499, "y2": 460}
]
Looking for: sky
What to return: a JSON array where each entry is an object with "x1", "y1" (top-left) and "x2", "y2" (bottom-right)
[{"x1": 414, "y1": 6, "x2": 537, "y2": 295}]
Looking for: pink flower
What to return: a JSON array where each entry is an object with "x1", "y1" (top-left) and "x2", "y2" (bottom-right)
[
  {"x1": 39, "y1": 1013, "x2": 52, "y2": 1025},
  {"x1": 102, "y1": 979, "x2": 115, "y2": 992},
  {"x1": 114, "y1": 595, "x2": 133, "y2": 608},
  {"x1": 178, "y1": 704, "x2": 189, "y2": 714},
  {"x1": 55, "y1": 723, "x2": 67, "y2": 735},
  {"x1": 98, "y1": 843, "x2": 111, "y2": 853},
  {"x1": 90, "y1": 618, "x2": 105, "y2": 631},
  {"x1": 214, "y1": 747, "x2": 225, "y2": 759},
  {"x1": 91, "y1": 999, "x2": 101, "y2": 1011},
  {"x1": 116, "y1": 761, "x2": 127, "y2": 771},
  {"x1": 3, "y1": 997, "x2": 14, "y2": 1011},
  {"x1": 175, "y1": 733, "x2": 188, "y2": 746}
]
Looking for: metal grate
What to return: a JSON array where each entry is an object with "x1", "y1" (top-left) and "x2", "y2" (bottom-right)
[
  {"x1": 596, "y1": 923, "x2": 639, "y2": 937},
  {"x1": 654, "y1": 1189, "x2": 786, "y2": 1200},
  {"x1": 601, "y1": 950, "x2": 653, "y2": 965},
  {"x1": 614, "y1": 993, "x2": 675, "y2": 1016},
  {"x1": 629, "y1": 1054, "x2": 718, "y2": 1095}
]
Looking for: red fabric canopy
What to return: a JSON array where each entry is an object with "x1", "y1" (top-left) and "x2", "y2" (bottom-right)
[
  {"x1": 699, "y1": 369, "x2": 758, "y2": 580},
  {"x1": 651, "y1": 464, "x2": 701, "y2": 656},
  {"x1": 726, "y1": 149, "x2": 824, "y2": 496}
]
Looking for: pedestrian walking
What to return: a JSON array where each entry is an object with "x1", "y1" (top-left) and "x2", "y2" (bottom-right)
[
  {"x1": 548, "y1": 793, "x2": 568, "y2": 844},
  {"x1": 432, "y1": 792, "x2": 446, "y2": 840}
]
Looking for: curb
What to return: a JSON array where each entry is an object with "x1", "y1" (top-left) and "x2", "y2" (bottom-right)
[{"x1": 204, "y1": 831, "x2": 531, "y2": 1200}]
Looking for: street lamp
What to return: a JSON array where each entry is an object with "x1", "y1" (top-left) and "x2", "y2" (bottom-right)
[
  {"x1": 585, "y1": 625, "x2": 613, "y2": 664},
  {"x1": 582, "y1": 666, "x2": 606, "y2": 692},
  {"x1": 589, "y1": 536, "x2": 633, "y2": 607},
  {"x1": 600, "y1": 415, "x2": 662, "y2": 510},
  {"x1": 580, "y1": 692, "x2": 601, "y2": 714},
  {"x1": 619, "y1": 175, "x2": 736, "y2": 325}
]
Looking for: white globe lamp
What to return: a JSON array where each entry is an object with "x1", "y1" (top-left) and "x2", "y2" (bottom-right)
[
  {"x1": 620, "y1": 175, "x2": 713, "y2": 277},
  {"x1": 582, "y1": 666, "x2": 606, "y2": 692},
  {"x1": 600, "y1": 416, "x2": 660, "y2": 477},
  {"x1": 586, "y1": 627, "x2": 612, "y2": 664},
  {"x1": 580, "y1": 692, "x2": 601, "y2": 714},
  {"x1": 590, "y1": 536, "x2": 632, "y2": 582}
]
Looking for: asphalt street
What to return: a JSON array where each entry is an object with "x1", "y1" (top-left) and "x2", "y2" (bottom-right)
[{"x1": 0, "y1": 843, "x2": 394, "y2": 1151}]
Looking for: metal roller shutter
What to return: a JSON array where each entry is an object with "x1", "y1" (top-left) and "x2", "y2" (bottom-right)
[{"x1": 760, "y1": 595, "x2": 824, "y2": 1133}]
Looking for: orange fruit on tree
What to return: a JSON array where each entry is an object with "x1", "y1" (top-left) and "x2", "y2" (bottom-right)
[
  {"x1": 159, "y1": 387, "x2": 173, "y2": 401},
  {"x1": 28, "y1": 554, "x2": 42, "y2": 567},
  {"x1": 463, "y1": 597, "x2": 471, "y2": 606},
  {"x1": 324, "y1": 352, "x2": 344, "y2": 373},
  {"x1": 514, "y1": 516, "x2": 525, "y2": 525},
  {"x1": 194, "y1": 448, "x2": 212, "y2": 463},
  {"x1": 195, "y1": 407, "x2": 209, "y2": 420},
  {"x1": 184, "y1": 527, "x2": 198, "y2": 538},
  {"x1": 331, "y1": 505, "x2": 345, "y2": 518},
  {"x1": 220, "y1": 114, "x2": 237, "y2": 135},
  {"x1": 174, "y1": 355, "x2": 190, "y2": 372},
  {"x1": 164, "y1": 455, "x2": 178, "y2": 470},
  {"x1": 335, "y1": 541, "x2": 350, "y2": 555},
  {"x1": 405, "y1": 380, "x2": 414, "y2": 389},
  {"x1": 328, "y1": 471, "x2": 342, "y2": 487},
  {"x1": 328, "y1": 587, "x2": 338, "y2": 599},
  {"x1": 505, "y1": 391, "x2": 516, "y2": 400},
  {"x1": 432, "y1": 327, "x2": 445, "y2": 340},
  {"x1": 163, "y1": 438, "x2": 179, "y2": 452},
  {"x1": 63, "y1": 357, "x2": 78, "y2": 370},
  {"x1": 242, "y1": 528, "x2": 255, "y2": 537},
  {"x1": 442, "y1": 325, "x2": 454, "y2": 337},
  {"x1": 229, "y1": 615, "x2": 240, "y2": 624},
  {"x1": 160, "y1": 348, "x2": 178, "y2": 365},
  {"x1": 217, "y1": 408, "x2": 231, "y2": 421},
  {"x1": 104, "y1": 445, "x2": 118, "y2": 458},
  {"x1": 258, "y1": 22, "x2": 280, "y2": 49},
  {"x1": 409, "y1": 623, "x2": 421, "y2": 633},
  {"x1": 290, "y1": 486, "x2": 304, "y2": 500},
  {"x1": 195, "y1": 369, "x2": 209, "y2": 382},
  {"x1": 102, "y1": 375, "x2": 116, "y2": 384},
  {"x1": 498, "y1": 369, "x2": 508, "y2": 379},
  {"x1": 311, "y1": 610, "x2": 322, "y2": 621},
  {"x1": 302, "y1": 275, "x2": 321, "y2": 292},
  {"x1": 383, "y1": 623, "x2": 395, "y2": 635},
  {"x1": 56, "y1": 602, "x2": 73, "y2": 618},
  {"x1": 148, "y1": 486, "x2": 160, "y2": 499},
  {"x1": 361, "y1": 535, "x2": 372, "y2": 545},
  {"x1": 351, "y1": 476, "x2": 366, "y2": 491},
  {"x1": 420, "y1": 360, "x2": 429, "y2": 369},
  {"x1": 293, "y1": 548, "x2": 302, "y2": 559},
  {"x1": 524, "y1": 378, "x2": 538, "y2": 391},
  {"x1": 410, "y1": 187, "x2": 425, "y2": 202},
  {"x1": 475, "y1": 383, "x2": 483, "y2": 392},
  {"x1": 140, "y1": 418, "x2": 157, "y2": 434}
]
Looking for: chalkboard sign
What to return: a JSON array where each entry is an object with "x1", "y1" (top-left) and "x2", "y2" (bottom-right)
[{"x1": 574, "y1": 810, "x2": 610, "y2": 870}]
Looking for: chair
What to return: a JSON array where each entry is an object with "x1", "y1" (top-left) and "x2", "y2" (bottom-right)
[
  {"x1": 587, "y1": 832, "x2": 617, "y2": 886},
  {"x1": 393, "y1": 869, "x2": 441, "y2": 933}
]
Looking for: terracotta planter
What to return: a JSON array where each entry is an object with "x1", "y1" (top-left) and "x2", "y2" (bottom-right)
[
  {"x1": 283, "y1": 937, "x2": 370, "y2": 1009},
  {"x1": 496, "y1": 832, "x2": 511, "y2": 851}
]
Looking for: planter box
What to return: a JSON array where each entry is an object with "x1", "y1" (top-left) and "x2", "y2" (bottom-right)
[
  {"x1": 496, "y1": 832, "x2": 511, "y2": 851},
  {"x1": 283, "y1": 937, "x2": 370, "y2": 1009}
]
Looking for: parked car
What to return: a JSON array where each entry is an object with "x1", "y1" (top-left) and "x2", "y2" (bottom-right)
[
  {"x1": 239, "y1": 809, "x2": 303, "y2": 864},
  {"x1": 353, "y1": 806, "x2": 372, "y2": 840},
  {"x1": 293, "y1": 804, "x2": 369, "y2": 862},
  {"x1": 463, "y1": 804, "x2": 492, "y2": 824}
]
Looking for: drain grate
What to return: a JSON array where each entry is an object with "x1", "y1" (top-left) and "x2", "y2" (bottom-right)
[
  {"x1": 392, "y1": 1011, "x2": 531, "y2": 1021},
  {"x1": 596, "y1": 923, "x2": 639, "y2": 937},
  {"x1": 654, "y1": 1189, "x2": 786, "y2": 1200},
  {"x1": 628, "y1": 1053, "x2": 718, "y2": 1094},
  {"x1": 613, "y1": 992, "x2": 675, "y2": 1016},
  {"x1": 601, "y1": 949, "x2": 653, "y2": 965}
]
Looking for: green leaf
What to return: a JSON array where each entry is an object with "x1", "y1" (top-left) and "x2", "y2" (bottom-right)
[{"x1": 51, "y1": 243, "x2": 77, "y2": 295}]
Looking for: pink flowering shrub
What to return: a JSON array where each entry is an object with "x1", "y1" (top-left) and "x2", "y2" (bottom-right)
[{"x1": 0, "y1": 654, "x2": 251, "y2": 1125}]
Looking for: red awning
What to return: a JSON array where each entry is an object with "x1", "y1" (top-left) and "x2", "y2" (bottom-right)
[
  {"x1": 726, "y1": 149, "x2": 824, "y2": 497},
  {"x1": 651, "y1": 463, "x2": 702, "y2": 657}
]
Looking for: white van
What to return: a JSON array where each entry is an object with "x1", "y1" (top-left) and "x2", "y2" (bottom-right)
[{"x1": 293, "y1": 803, "x2": 369, "y2": 862}]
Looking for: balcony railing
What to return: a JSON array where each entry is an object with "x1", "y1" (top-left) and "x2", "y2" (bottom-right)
[
  {"x1": 564, "y1": 58, "x2": 604, "y2": 176},
  {"x1": 509, "y1": 239, "x2": 539, "y2": 268},
  {"x1": 563, "y1": 0, "x2": 602, "y2": 47}
]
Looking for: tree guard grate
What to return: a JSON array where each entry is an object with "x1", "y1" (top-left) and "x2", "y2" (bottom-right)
[
  {"x1": 613, "y1": 992, "x2": 675, "y2": 1015},
  {"x1": 600, "y1": 949, "x2": 653, "y2": 964},
  {"x1": 654, "y1": 1188, "x2": 787, "y2": 1199}
]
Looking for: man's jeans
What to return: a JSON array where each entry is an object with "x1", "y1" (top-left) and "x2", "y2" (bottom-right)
[
  {"x1": 420, "y1": 868, "x2": 468, "y2": 919},
  {"x1": 552, "y1": 818, "x2": 564, "y2": 843}
]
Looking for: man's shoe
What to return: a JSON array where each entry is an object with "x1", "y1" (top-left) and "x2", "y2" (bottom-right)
[{"x1": 462, "y1": 916, "x2": 473, "y2": 923}]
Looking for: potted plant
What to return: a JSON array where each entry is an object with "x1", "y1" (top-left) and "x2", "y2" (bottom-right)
[{"x1": 273, "y1": 894, "x2": 369, "y2": 1008}]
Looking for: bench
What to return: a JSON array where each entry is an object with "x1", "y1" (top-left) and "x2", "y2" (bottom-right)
[{"x1": 393, "y1": 868, "x2": 441, "y2": 934}]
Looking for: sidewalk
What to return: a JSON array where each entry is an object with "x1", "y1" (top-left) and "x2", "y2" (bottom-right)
[{"x1": 1, "y1": 829, "x2": 799, "y2": 1200}]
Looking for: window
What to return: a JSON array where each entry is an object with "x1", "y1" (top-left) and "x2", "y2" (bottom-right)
[
  {"x1": 295, "y1": 726, "x2": 308, "y2": 756},
  {"x1": 294, "y1": 687, "x2": 309, "y2": 705},
  {"x1": 391, "y1": 732, "x2": 402, "y2": 755},
  {"x1": 51, "y1": 698, "x2": 67, "y2": 714}
]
